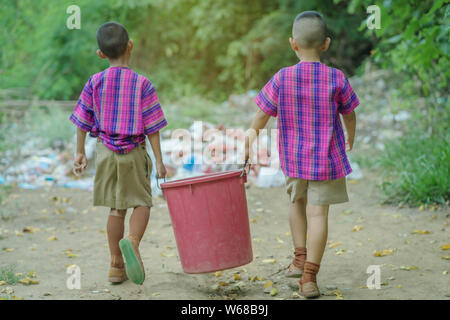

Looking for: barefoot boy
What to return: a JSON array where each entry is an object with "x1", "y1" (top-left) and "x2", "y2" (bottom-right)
[
  {"x1": 70, "y1": 22, "x2": 167, "y2": 285},
  {"x1": 245, "y1": 11, "x2": 359, "y2": 298}
]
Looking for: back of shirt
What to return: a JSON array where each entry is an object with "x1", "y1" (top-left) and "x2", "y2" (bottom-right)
[
  {"x1": 70, "y1": 66, "x2": 167, "y2": 154},
  {"x1": 255, "y1": 61, "x2": 359, "y2": 180}
]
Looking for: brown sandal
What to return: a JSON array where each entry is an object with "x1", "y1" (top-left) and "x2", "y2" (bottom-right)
[
  {"x1": 283, "y1": 247, "x2": 306, "y2": 278},
  {"x1": 299, "y1": 261, "x2": 321, "y2": 298},
  {"x1": 108, "y1": 266, "x2": 128, "y2": 283}
]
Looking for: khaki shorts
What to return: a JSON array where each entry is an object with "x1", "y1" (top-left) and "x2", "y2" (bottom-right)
[
  {"x1": 285, "y1": 177, "x2": 349, "y2": 205},
  {"x1": 94, "y1": 141, "x2": 153, "y2": 209}
]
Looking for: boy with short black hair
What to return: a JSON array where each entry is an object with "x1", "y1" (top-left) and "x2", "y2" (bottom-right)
[
  {"x1": 70, "y1": 22, "x2": 167, "y2": 285},
  {"x1": 245, "y1": 11, "x2": 359, "y2": 298}
]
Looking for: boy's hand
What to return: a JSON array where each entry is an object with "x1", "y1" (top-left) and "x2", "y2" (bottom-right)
[
  {"x1": 73, "y1": 153, "x2": 87, "y2": 176},
  {"x1": 156, "y1": 160, "x2": 167, "y2": 179},
  {"x1": 345, "y1": 137, "x2": 354, "y2": 152}
]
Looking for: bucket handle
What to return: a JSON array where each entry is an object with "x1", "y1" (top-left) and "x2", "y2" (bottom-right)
[
  {"x1": 240, "y1": 159, "x2": 250, "y2": 177},
  {"x1": 155, "y1": 174, "x2": 166, "y2": 190}
]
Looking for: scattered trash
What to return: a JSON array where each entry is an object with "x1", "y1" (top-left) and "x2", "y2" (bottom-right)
[{"x1": 348, "y1": 161, "x2": 363, "y2": 180}]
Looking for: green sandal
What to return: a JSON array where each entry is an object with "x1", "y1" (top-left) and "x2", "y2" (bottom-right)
[{"x1": 119, "y1": 236, "x2": 145, "y2": 285}]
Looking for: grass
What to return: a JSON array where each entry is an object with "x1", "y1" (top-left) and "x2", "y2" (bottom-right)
[
  {"x1": 377, "y1": 132, "x2": 450, "y2": 206},
  {"x1": 0, "y1": 186, "x2": 15, "y2": 221},
  {"x1": 24, "y1": 106, "x2": 76, "y2": 147},
  {"x1": 0, "y1": 265, "x2": 20, "y2": 285}
]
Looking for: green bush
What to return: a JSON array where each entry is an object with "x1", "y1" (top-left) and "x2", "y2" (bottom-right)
[
  {"x1": 378, "y1": 132, "x2": 450, "y2": 206},
  {"x1": 0, "y1": 0, "x2": 371, "y2": 101}
]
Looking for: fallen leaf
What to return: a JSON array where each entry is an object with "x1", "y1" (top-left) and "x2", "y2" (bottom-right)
[
  {"x1": 336, "y1": 249, "x2": 346, "y2": 255},
  {"x1": 218, "y1": 281, "x2": 228, "y2": 286},
  {"x1": 251, "y1": 219, "x2": 257, "y2": 223},
  {"x1": 276, "y1": 237, "x2": 284, "y2": 244},
  {"x1": 270, "y1": 288, "x2": 278, "y2": 296},
  {"x1": 441, "y1": 244, "x2": 450, "y2": 250},
  {"x1": 215, "y1": 271, "x2": 222, "y2": 277},
  {"x1": 28, "y1": 270, "x2": 37, "y2": 278},
  {"x1": 399, "y1": 266, "x2": 418, "y2": 271},
  {"x1": 4, "y1": 248, "x2": 14, "y2": 252},
  {"x1": 264, "y1": 281, "x2": 273, "y2": 288},
  {"x1": 19, "y1": 277, "x2": 39, "y2": 285},
  {"x1": 351, "y1": 225, "x2": 364, "y2": 232},
  {"x1": 256, "y1": 276, "x2": 264, "y2": 281},
  {"x1": 412, "y1": 230, "x2": 430, "y2": 235},
  {"x1": 47, "y1": 236, "x2": 57, "y2": 241},
  {"x1": 441, "y1": 256, "x2": 450, "y2": 260},
  {"x1": 151, "y1": 292, "x2": 160, "y2": 296},
  {"x1": 262, "y1": 259, "x2": 276, "y2": 264},
  {"x1": 15, "y1": 230, "x2": 24, "y2": 237},
  {"x1": 373, "y1": 249, "x2": 394, "y2": 257},
  {"x1": 418, "y1": 205, "x2": 425, "y2": 211},
  {"x1": 329, "y1": 241, "x2": 342, "y2": 248},
  {"x1": 0, "y1": 281, "x2": 7, "y2": 286},
  {"x1": 398, "y1": 285, "x2": 402, "y2": 288},
  {"x1": 443, "y1": 270, "x2": 448, "y2": 275},
  {"x1": 23, "y1": 226, "x2": 40, "y2": 233},
  {"x1": 333, "y1": 290, "x2": 343, "y2": 300},
  {"x1": 11, "y1": 296, "x2": 24, "y2": 300},
  {"x1": 233, "y1": 274, "x2": 241, "y2": 280}
]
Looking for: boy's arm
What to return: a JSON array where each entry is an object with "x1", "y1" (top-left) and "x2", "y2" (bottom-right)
[
  {"x1": 148, "y1": 131, "x2": 167, "y2": 178},
  {"x1": 342, "y1": 111, "x2": 356, "y2": 151},
  {"x1": 244, "y1": 108, "x2": 271, "y2": 162},
  {"x1": 73, "y1": 127, "x2": 88, "y2": 176}
]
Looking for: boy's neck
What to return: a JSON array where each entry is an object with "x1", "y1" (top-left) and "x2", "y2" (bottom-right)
[
  {"x1": 108, "y1": 56, "x2": 130, "y2": 68},
  {"x1": 297, "y1": 49, "x2": 321, "y2": 63}
]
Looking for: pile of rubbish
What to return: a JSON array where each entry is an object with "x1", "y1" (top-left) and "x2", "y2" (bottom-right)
[
  {"x1": 0, "y1": 138, "x2": 96, "y2": 191},
  {"x1": 0, "y1": 118, "x2": 364, "y2": 194}
]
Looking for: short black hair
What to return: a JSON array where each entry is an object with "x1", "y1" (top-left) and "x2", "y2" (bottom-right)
[
  {"x1": 96, "y1": 22, "x2": 129, "y2": 59},
  {"x1": 292, "y1": 11, "x2": 327, "y2": 48}
]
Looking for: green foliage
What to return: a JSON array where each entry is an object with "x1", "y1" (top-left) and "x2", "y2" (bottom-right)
[
  {"x1": 0, "y1": 0, "x2": 371, "y2": 101},
  {"x1": 378, "y1": 132, "x2": 450, "y2": 206},
  {"x1": 24, "y1": 107, "x2": 75, "y2": 147},
  {"x1": 0, "y1": 265, "x2": 20, "y2": 284},
  {"x1": 347, "y1": 0, "x2": 449, "y2": 132}
]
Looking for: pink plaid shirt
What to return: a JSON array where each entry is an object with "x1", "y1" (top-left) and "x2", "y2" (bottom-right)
[
  {"x1": 70, "y1": 66, "x2": 167, "y2": 154},
  {"x1": 255, "y1": 61, "x2": 359, "y2": 180}
]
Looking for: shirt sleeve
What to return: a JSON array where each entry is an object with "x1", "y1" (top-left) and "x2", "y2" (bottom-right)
[
  {"x1": 69, "y1": 77, "x2": 95, "y2": 132},
  {"x1": 254, "y1": 71, "x2": 280, "y2": 117},
  {"x1": 142, "y1": 79, "x2": 167, "y2": 135},
  {"x1": 338, "y1": 76, "x2": 359, "y2": 114}
]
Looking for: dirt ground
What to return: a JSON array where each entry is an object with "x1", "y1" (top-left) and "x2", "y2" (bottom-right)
[{"x1": 0, "y1": 172, "x2": 449, "y2": 300}]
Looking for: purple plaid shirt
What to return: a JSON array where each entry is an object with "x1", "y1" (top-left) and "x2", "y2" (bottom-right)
[
  {"x1": 70, "y1": 66, "x2": 167, "y2": 154},
  {"x1": 255, "y1": 61, "x2": 359, "y2": 180}
]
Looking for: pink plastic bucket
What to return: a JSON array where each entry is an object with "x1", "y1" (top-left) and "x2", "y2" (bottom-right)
[{"x1": 161, "y1": 170, "x2": 253, "y2": 273}]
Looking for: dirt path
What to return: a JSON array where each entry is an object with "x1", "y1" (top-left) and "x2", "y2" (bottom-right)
[{"x1": 1, "y1": 173, "x2": 449, "y2": 300}]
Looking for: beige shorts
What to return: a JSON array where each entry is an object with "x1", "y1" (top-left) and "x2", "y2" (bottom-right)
[
  {"x1": 94, "y1": 141, "x2": 153, "y2": 209},
  {"x1": 285, "y1": 177, "x2": 349, "y2": 205}
]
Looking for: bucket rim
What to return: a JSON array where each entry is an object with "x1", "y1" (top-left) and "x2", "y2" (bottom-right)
[{"x1": 160, "y1": 170, "x2": 243, "y2": 189}]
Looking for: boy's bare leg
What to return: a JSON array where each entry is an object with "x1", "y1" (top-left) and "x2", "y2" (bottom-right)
[
  {"x1": 129, "y1": 206, "x2": 150, "y2": 243},
  {"x1": 290, "y1": 197, "x2": 307, "y2": 248},
  {"x1": 299, "y1": 204, "x2": 329, "y2": 297},
  {"x1": 305, "y1": 204, "x2": 329, "y2": 264},
  {"x1": 288, "y1": 197, "x2": 307, "y2": 272},
  {"x1": 107, "y1": 209, "x2": 127, "y2": 267}
]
